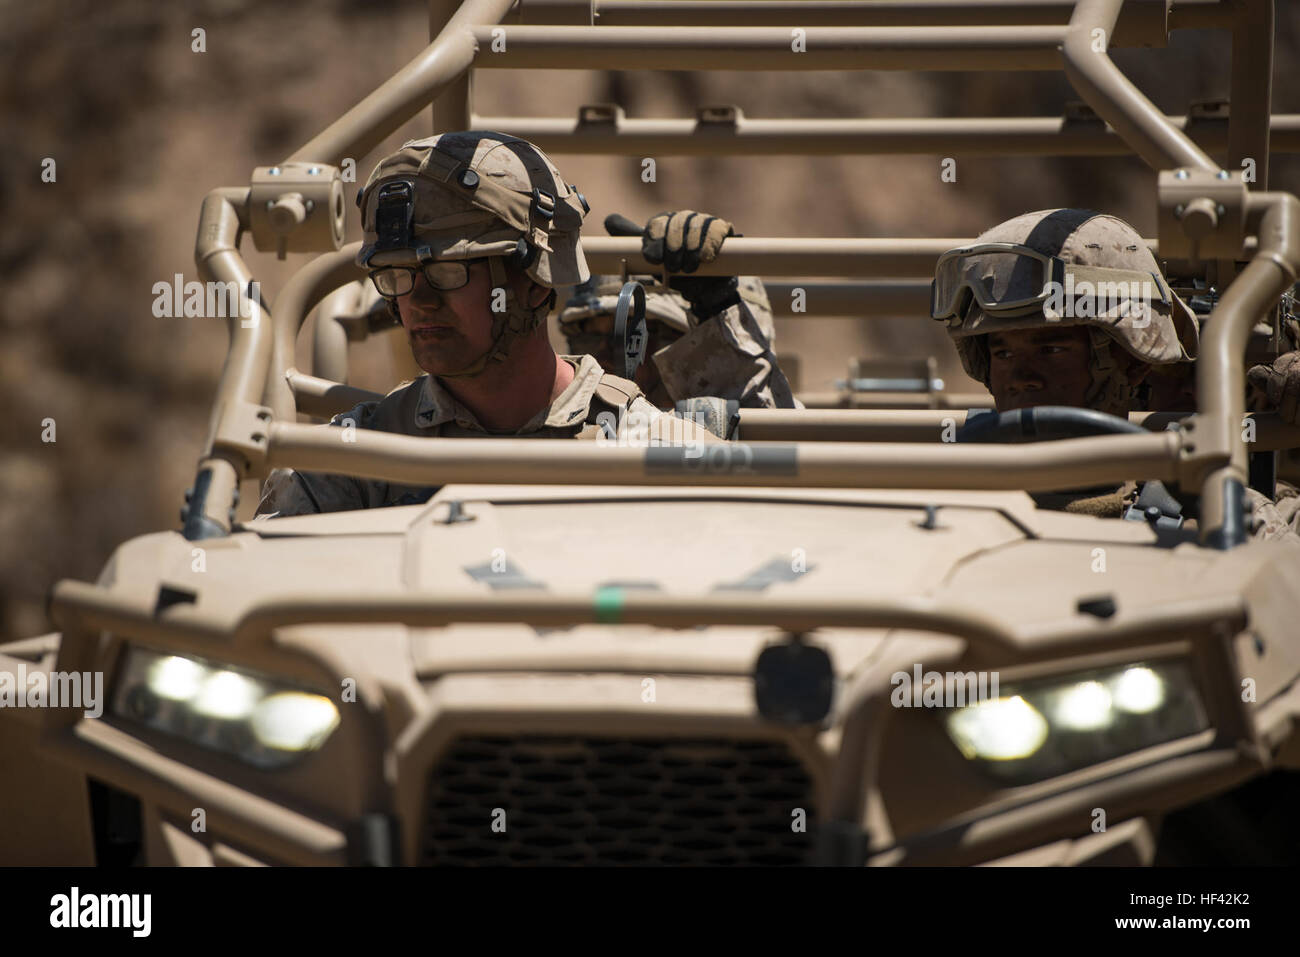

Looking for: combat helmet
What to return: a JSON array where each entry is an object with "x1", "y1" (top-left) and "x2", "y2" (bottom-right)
[
  {"x1": 558, "y1": 273, "x2": 775, "y2": 351},
  {"x1": 356, "y1": 131, "x2": 590, "y2": 377},
  {"x1": 559, "y1": 274, "x2": 694, "y2": 340},
  {"x1": 932, "y1": 208, "x2": 1199, "y2": 415}
]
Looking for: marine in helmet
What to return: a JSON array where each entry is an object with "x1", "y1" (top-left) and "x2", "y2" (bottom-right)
[
  {"x1": 256, "y1": 132, "x2": 712, "y2": 518},
  {"x1": 558, "y1": 211, "x2": 798, "y2": 412},
  {"x1": 1248, "y1": 311, "x2": 1300, "y2": 425},
  {"x1": 932, "y1": 207, "x2": 1299, "y2": 540},
  {"x1": 934, "y1": 208, "x2": 1199, "y2": 418}
]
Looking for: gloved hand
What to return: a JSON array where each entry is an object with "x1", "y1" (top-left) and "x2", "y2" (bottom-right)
[
  {"x1": 1247, "y1": 351, "x2": 1300, "y2": 425},
  {"x1": 636, "y1": 210, "x2": 741, "y2": 318}
]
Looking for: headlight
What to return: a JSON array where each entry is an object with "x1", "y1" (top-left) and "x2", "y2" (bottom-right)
[
  {"x1": 112, "y1": 648, "x2": 340, "y2": 769},
  {"x1": 946, "y1": 695, "x2": 1049, "y2": 761},
  {"x1": 942, "y1": 660, "x2": 1207, "y2": 784}
]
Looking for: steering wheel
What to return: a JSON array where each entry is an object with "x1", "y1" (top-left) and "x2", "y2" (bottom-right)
[
  {"x1": 956, "y1": 405, "x2": 1146, "y2": 443},
  {"x1": 957, "y1": 405, "x2": 1191, "y2": 525}
]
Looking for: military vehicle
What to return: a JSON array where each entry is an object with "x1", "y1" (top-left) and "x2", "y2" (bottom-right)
[{"x1": 3, "y1": 0, "x2": 1300, "y2": 867}]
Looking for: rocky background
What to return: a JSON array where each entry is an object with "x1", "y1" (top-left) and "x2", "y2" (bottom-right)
[{"x1": 3, "y1": 0, "x2": 1299, "y2": 639}]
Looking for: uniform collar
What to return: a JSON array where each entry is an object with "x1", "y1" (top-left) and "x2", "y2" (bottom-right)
[{"x1": 413, "y1": 354, "x2": 605, "y2": 433}]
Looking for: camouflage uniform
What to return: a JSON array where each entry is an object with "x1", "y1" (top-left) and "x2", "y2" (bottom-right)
[
  {"x1": 255, "y1": 131, "x2": 713, "y2": 519},
  {"x1": 559, "y1": 274, "x2": 797, "y2": 409},
  {"x1": 935, "y1": 208, "x2": 1299, "y2": 542},
  {"x1": 1245, "y1": 342, "x2": 1300, "y2": 541},
  {"x1": 255, "y1": 354, "x2": 702, "y2": 517},
  {"x1": 1246, "y1": 485, "x2": 1300, "y2": 543},
  {"x1": 1032, "y1": 482, "x2": 1300, "y2": 543}
]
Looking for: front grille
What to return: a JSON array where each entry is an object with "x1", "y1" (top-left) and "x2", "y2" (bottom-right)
[{"x1": 420, "y1": 736, "x2": 817, "y2": 866}]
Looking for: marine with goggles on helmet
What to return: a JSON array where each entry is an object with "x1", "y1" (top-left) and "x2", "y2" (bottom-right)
[
  {"x1": 931, "y1": 208, "x2": 1299, "y2": 541},
  {"x1": 256, "y1": 132, "x2": 713, "y2": 518}
]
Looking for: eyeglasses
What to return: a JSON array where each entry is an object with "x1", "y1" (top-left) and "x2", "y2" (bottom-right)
[
  {"x1": 368, "y1": 258, "x2": 486, "y2": 298},
  {"x1": 931, "y1": 243, "x2": 1171, "y2": 321}
]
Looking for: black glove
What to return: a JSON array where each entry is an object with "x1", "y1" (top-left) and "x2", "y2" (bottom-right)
[{"x1": 627, "y1": 210, "x2": 741, "y2": 317}]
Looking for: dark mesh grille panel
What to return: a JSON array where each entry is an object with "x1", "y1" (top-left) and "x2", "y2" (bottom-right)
[{"x1": 421, "y1": 736, "x2": 816, "y2": 866}]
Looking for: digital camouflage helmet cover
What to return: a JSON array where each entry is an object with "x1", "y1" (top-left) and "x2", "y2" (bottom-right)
[
  {"x1": 935, "y1": 208, "x2": 1199, "y2": 415},
  {"x1": 357, "y1": 131, "x2": 591, "y2": 377}
]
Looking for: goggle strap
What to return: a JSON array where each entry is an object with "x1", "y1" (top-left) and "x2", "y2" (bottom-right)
[{"x1": 1058, "y1": 264, "x2": 1171, "y2": 304}]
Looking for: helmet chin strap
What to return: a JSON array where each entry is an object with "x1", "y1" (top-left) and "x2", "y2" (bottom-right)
[
  {"x1": 1083, "y1": 327, "x2": 1138, "y2": 417},
  {"x1": 436, "y1": 256, "x2": 553, "y2": 379}
]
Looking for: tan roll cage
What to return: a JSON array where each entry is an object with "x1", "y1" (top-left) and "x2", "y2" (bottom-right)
[{"x1": 180, "y1": 0, "x2": 1296, "y2": 551}]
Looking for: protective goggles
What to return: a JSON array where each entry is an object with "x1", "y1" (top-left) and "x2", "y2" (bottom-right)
[
  {"x1": 368, "y1": 258, "x2": 487, "y2": 298},
  {"x1": 931, "y1": 243, "x2": 1171, "y2": 321}
]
